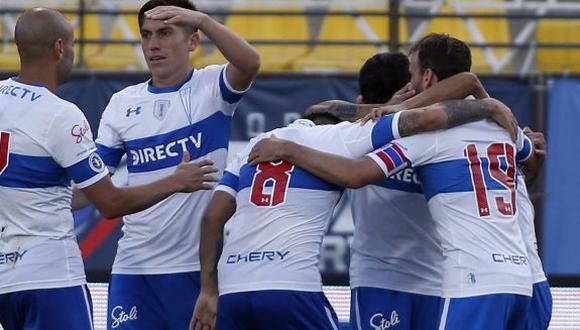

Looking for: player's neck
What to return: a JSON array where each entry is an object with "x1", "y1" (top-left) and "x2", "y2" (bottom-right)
[
  {"x1": 150, "y1": 68, "x2": 192, "y2": 89},
  {"x1": 17, "y1": 65, "x2": 58, "y2": 92}
]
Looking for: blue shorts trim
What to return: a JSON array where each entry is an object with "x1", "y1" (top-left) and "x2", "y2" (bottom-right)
[
  {"x1": 107, "y1": 272, "x2": 200, "y2": 330},
  {"x1": 0, "y1": 285, "x2": 93, "y2": 330},
  {"x1": 526, "y1": 281, "x2": 552, "y2": 330},
  {"x1": 350, "y1": 287, "x2": 442, "y2": 330},
  {"x1": 438, "y1": 294, "x2": 531, "y2": 330},
  {"x1": 216, "y1": 290, "x2": 339, "y2": 330}
]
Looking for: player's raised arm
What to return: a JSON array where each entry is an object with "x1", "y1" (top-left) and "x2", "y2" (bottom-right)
[
  {"x1": 81, "y1": 152, "x2": 218, "y2": 219},
  {"x1": 308, "y1": 72, "x2": 489, "y2": 122},
  {"x1": 362, "y1": 73, "x2": 488, "y2": 122},
  {"x1": 191, "y1": 191, "x2": 236, "y2": 330},
  {"x1": 145, "y1": 6, "x2": 260, "y2": 90}
]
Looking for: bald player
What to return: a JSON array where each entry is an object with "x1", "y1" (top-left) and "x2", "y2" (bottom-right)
[{"x1": 0, "y1": 8, "x2": 218, "y2": 330}]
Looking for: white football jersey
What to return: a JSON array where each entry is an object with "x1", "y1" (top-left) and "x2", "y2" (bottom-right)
[
  {"x1": 348, "y1": 178, "x2": 443, "y2": 296},
  {"x1": 516, "y1": 174, "x2": 547, "y2": 283},
  {"x1": 216, "y1": 115, "x2": 400, "y2": 295},
  {"x1": 368, "y1": 121, "x2": 534, "y2": 298},
  {"x1": 0, "y1": 78, "x2": 108, "y2": 294},
  {"x1": 96, "y1": 65, "x2": 247, "y2": 275}
]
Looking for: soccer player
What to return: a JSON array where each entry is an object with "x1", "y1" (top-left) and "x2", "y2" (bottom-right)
[
  {"x1": 191, "y1": 97, "x2": 517, "y2": 330},
  {"x1": 0, "y1": 8, "x2": 219, "y2": 330},
  {"x1": 92, "y1": 1, "x2": 260, "y2": 329}
]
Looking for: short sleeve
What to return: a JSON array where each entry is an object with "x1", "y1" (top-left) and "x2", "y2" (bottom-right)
[
  {"x1": 46, "y1": 106, "x2": 108, "y2": 189},
  {"x1": 330, "y1": 113, "x2": 400, "y2": 158},
  {"x1": 215, "y1": 151, "x2": 244, "y2": 197},
  {"x1": 95, "y1": 96, "x2": 125, "y2": 173},
  {"x1": 202, "y1": 64, "x2": 251, "y2": 116},
  {"x1": 366, "y1": 132, "x2": 437, "y2": 178},
  {"x1": 515, "y1": 127, "x2": 533, "y2": 162}
]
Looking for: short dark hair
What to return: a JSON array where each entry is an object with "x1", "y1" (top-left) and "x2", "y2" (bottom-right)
[
  {"x1": 138, "y1": 0, "x2": 197, "y2": 28},
  {"x1": 409, "y1": 33, "x2": 471, "y2": 80},
  {"x1": 358, "y1": 52, "x2": 410, "y2": 104}
]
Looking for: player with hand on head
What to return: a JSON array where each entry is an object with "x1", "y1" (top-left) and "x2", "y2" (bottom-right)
[
  {"x1": 0, "y1": 8, "x2": 218, "y2": 330},
  {"x1": 89, "y1": 1, "x2": 260, "y2": 329}
]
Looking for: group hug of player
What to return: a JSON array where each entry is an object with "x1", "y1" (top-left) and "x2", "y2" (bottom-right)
[{"x1": 0, "y1": 0, "x2": 550, "y2": 329}]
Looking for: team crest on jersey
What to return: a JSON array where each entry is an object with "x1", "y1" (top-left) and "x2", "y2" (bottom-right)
[
  {"x1": 153, "y1": 100, "x2": 170, "y2": 121},
  {"x1": 88, "y1": 152, "x2": 105, "y2": 173}
]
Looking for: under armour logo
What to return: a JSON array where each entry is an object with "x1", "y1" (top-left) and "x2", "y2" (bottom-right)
[{"x1": 126, "y1": 106, "x2": 142, "y2": 117}]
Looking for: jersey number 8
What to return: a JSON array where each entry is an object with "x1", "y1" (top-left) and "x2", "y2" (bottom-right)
[
  {"x1": 465, "y1": 143, "x2": 516, "y2": 217},
  {"x1": 250, "y1": 161, "x2": 295, "y2": 207},
  {"x1": 0, "y1": 131, "x2": 10, "y2": 175}
]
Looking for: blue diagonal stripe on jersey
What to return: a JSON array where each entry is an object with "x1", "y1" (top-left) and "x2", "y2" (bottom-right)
[
  {"x1": 0, "y1": 153, "x2": 68, "y2": 188},
  {"x1": 370, "y1": 114, "x2": 395, "y2": 149},
  {"x1": 96, "y1": 144, "x2": 124, "y2": 168},
  {"x1": 419, "y1": 158, "x2": 512, "y2": 200},
  {"x1": 238, "y1": 163, "x2": 342, "y2": 192},
  {"x1": 220, "y1": 171, "x2": 239, "y2": 192},
  {"x1": 123, "y1": 112, "x2": 231, "y2": 173}
]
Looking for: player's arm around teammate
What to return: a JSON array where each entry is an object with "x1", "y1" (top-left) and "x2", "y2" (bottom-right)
[
  {"x1": 248, "y1": 98, "x2": 517, "y2": 187},
  {"x1": 306, "y1": 71, "x2": 488, "y2": 121},
  {"x1": 145, "y1": 5, "x2": 260, "y2": 90}
]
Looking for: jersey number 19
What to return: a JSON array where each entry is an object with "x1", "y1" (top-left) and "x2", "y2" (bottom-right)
[
  {"x1": 0, "y1": 131, "x2": 10, "y2": 175},
  {"x1": 465, "y1": 143, "x2": 516, "y2": 217}
]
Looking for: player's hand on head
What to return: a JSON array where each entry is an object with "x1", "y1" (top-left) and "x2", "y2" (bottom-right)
[
  {"x1": 145, "y1": 5, "x2": 207, "y2": 29},
  {"x1": 174, "y1": 152, "x2": 218, "y2": 192},
  {"x1": 385, "y1": 82, "x2": 415, "y2": 106},
  {"x1": 248, "y1": 135, "x2": 285, "y2": 165},
  {"x1": 488, "y1": 99, "x2": 518, "y2": 142},
  {"x1": 190, "y1": 291, "x2": 218, "y2": 330}
]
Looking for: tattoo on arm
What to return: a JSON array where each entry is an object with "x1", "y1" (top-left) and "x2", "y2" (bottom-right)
[
  {"x1": 397, "y1": 99, "x2": 494, "y2": 137},
  {"x1": 316, "y1": 101, "x2": 379, "y2": 121},
  {"x1": 398, "y1": 108, "x2": 425, "y2": 137},
  {"x1": 325, "y1": 103, "x2": 364, "y2": 121},
  {"x1": 442, "y1": 100, "x2": 492, "y2": 128}
]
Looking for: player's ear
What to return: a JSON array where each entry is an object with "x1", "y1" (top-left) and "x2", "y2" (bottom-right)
[
  {"x1": 187, "y1": 32, "x2": 200, "y2": 52},
  {"x1": 53, "y1": 38, "x2": 64, "y2": 60},
  {"x1": 423, "y1": 68, "x2": 437, "y2": 89}
]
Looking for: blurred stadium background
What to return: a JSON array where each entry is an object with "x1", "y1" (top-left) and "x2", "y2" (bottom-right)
[{"x1": 1, "y1": 0, "x2": 579, "y2": 329}]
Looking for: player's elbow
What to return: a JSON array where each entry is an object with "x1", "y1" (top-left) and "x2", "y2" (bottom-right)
[
  {"x1": 344, "y1": 172, "x2": 370, "y2": 189},
  {"x1": 244, "y1": 52, "x2": 261, "y2": 77},
  {"x1": 463, "y1": 72, "x2": 480, "y2": 93},
  {"x1": 93, "y1": 194, "x2": 129, "y2": 219}
]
